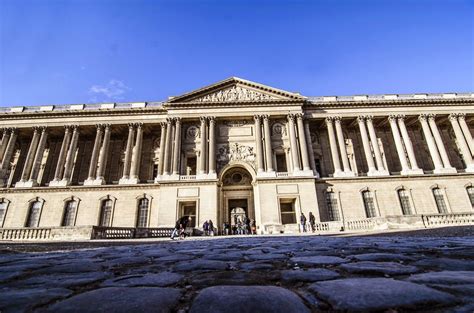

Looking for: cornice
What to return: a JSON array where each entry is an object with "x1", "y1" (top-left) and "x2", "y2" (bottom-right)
[
  {"x1": 318, "y1": 172, "x2": 474, "y2": 184},
  {"x1": 0, "y1": 183, "x2": 161, "y2": 194},
  {"x1": 165, "y1": 99, "x2": 305, "y2": 109},
  {"x1": 305, "y1": 98, "x2": 474, "y2": 109}
]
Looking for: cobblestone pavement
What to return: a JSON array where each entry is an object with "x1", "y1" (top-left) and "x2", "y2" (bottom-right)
[{"x1": 0, "y1": 227, "x2": 473, "y2": 312}]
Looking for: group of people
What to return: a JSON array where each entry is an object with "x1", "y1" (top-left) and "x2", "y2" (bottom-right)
[
  {"x1": 299, "y1": 212, "x2": 317, "y2": 233},
  {"x1": 222, "y1": 217, "x2": 256, "y2": 235},
  {"x1": 202, "y1": 220, "x2": 215, "y2": 236}
]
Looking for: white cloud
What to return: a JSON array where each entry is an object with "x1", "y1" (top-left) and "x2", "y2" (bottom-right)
[{"x1": 88, "y1": 79, "x2": 130, "y2": 102}]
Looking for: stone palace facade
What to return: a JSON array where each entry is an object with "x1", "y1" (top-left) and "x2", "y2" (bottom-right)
[{"x1": 0, "y1": 77, "x2": 473, "y2": 237}]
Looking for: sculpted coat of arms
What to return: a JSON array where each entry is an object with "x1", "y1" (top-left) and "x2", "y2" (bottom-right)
[{"x1": 217, "y1": 143, "x2": 256, "y2": 171}]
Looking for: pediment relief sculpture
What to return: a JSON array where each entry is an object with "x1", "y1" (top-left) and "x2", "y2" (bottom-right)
[{"x1": 193, "y1": 85, "x2": 279, "y2": 102}]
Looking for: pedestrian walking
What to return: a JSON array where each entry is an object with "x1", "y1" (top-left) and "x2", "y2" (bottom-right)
[
  {"x1": 202, "y1": 220, "x2": 209, "y2": 236},
  {"x1": 308, "y1": 212, "x2": 316, "y2": 232},
  {"x1": 208, "y1": 220, "x2": 215, "y2": 236},
  {"x1": 171, "y1": 216, "x2": 192, "y2": 240},
  {"x1": 300, "y1": 213, "x2": 307, "y2": 233}
]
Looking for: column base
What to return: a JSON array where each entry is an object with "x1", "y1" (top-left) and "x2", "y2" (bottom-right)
[
  {"x1": 15, "y1": 180, "x2": 38, "y2": 188},
  {"x1": 401, "y1": 168, "x2": 424, "y2": 176},
  {"x1": 333, "y1": 171, "x2": 356, "y2": 178},
  {"x1": 119, "y1": 177, "x2": 139, "y2": 185},
  {"x1": 49, "y1": 179, "x2": 70, "y2": 187},
  {"x1": 257, "y1": 171, "x2": 277, "y2": 178},
  {"x1": 84, "y1": 178, "x2": 106, "y2": 186},
  {"x1": 367, "y1": 169, "x2": 390, "y2": 176},
  {"x1": 433, "y1": 167, "x2": 457, "y2": 174}
]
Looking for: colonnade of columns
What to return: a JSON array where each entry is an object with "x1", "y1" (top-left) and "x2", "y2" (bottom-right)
[
  {"x1": 49, "y1": 125, "x2": 80, "y2": 187},
  {"x1": 325, "y1": 117, "x2": 355, "y2": 177},
  {"x1": 449, "y1": 113, "x2": 474, "y2": 172},
  {"x1": 0, "y1": 128, "x2": 18, "y2": 186},
  {"x1": 119, "y1": 123, "x2": 144, "y2": 184},
  {"x1": 84, "y1": 124, "x2": 111, "y2": 185}
]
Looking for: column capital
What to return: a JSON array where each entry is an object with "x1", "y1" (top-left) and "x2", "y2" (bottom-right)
[
  {"x1": 365, "y1": 115, "x2": 374, "y2": 121},
  {"x1": 357, "y1": 116, "x2": 366, "y2": 123},
  {"x1": 160, "y1": 121, "x2": 167, "y2": 127},
  {"x1": 397, "y1": 114, "x2": 406, "y2": 120},
  {"x1": 333, "y1": 116, "x2": 342, "y2": 123},
  {"x1": 325, "y1": 116, "x2": 334, "y2": 124},
  {"x1": 253, "y1": 114, "x2": 262, "y2": 122},
  {"x1": 261, "y1": 114, "x2": 270, "y2": 121},
  {"x1": 166, "y1": 118, "x2": 174, "y2": 124},
  {"x1": 199, "y1": 116, "x2": 207, "y2": 123},
  {"x1": 427, "y1": 114, "x2": 436, "y2": 121},
  {"x1": 457, "y1": 113, "x2": 466, "y2": 121},
  {"x1": 207, "y1": 116, "x2": 215, "y2": 123},
  {"x1": 286, "y1": 113, "x2": 296, "y2": 122},
  {"x1": 448, "y1": 113, "x2": 458, "y2": 122},
  {"x1": 388, "y1": 115, "x2": 398, "y2": 122},
  {"x1": 136, "y1": 122, "x2": 144, "y2": 128},
  {"x1": 295, "y1": 113, "x2": 304, "y2": 120},
  {"x1": 418, "y1": 114, "x2": 429, "y2": 122}
]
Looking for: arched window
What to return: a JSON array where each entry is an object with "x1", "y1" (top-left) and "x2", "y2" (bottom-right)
[
  {"x1": 467, "y1": 186, "x2": 474, "y2": 209},
  {"x1": 397, "y1": 189, "x2": 412, "y2": 215},
  {"x1": 326, "y1": 192, "x2": 340, "y2": 221},
  {"x1": 136, "y1": 198, "x2": 149, "y2": 227},
  {"x1": 362, "y1": 190, "x2": 376, "y2": 218},
  {"x1": 99, "y1": 199, "x2": 113, "y2": 227},
  {"x1": 26, "y1": 200, "x2": 43, "y2": 227},
  {"x1": 432, "y1": 187, "x2": 448, "y2": 214},
  {"x1": 0, "y1": 200, "x2": 8, "y2": 227},
  {"x1": 62, "y1": 200, "x2": 77, "y2": 226}
]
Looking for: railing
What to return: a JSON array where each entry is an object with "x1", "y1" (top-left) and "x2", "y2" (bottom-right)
[
  {"x1": 422, "y1": 212, "x2": 474, "y2": 228},
  {"x1": 91, "y1": 227, "x2": 174, "y2": 239},
  {"x1": 345, "y1": 217, "x2": 385, "y2": 231},
  {"x1": 180, "y1": 175, "x2": 196, "y2": 180},
  {"x1": 1, "y1": 228, "x2": 52, "y2": 240},
  {"x1": 276, "y1": 172, "x2": 289, "y2": 177}
]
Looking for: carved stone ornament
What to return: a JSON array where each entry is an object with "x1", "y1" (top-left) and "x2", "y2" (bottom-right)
[
  {"x1": 194, "y1": 86, "x2": 279, "y2": 102},
  {"x1": 186, "y1": 125, "x2": 200, "y2": 139},
  {"x1": 216, "y1": 143, "x2": 256, "y2": 171},
  {"x1": 272, "y1": 122, "x2": 286, "y2": 136},
  {"x1": 224, "y1": 120, "x2": 250, "y2": 127},
  {"x1": 222, "y1": 167, "x2": 252, "y2": 186},
  {"x1": 310, "y1": 132, "x2": 320, "y2": 144}
]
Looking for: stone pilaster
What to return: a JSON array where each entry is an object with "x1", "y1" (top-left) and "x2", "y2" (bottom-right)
[
  {"x1": 449, "y1": 114, "x2": 474, "y2": 172},
  {"x1": 28, "y1": 127, "x2": 48, "y2": 186},
  {"x1": 366, "y1": 117, "x2": 388, "y2": 175},
  {"x1": 96, "y1": 124, "x2": 111, "y2": 184},
  {"x1": 419, "y1": 114, "x2": 443, "y2": 171},
  {"x1": 296, "y1": 114, "x2": 311, "y2": 172},
  {"x1": 358, "y1": 116, "x2": 377, "y2": 175},
  {"x1": 61, "y1": 125, "x2": 80, "y2": 185},
  {"x1": 121, "y1": 124, "x2": 135, "y2": 180},
  {"x1": 427, "y1": 114, "x2": 456, "y2": 173},
  {"x1": 51, "y1": 126, "x2": 72, "y2": 184},
  {"x1": 325, "y1": 117, "x2": 342, "y2": 176},
  {"x1": 18, "y1": 128, "x2": 40, "y2": 185},
  {"x1": 0, "y1": 128, "x2": 17, "y2": 187},
  {"x1": 208, "y1": 117, "x2": 217, "y2": 177},
  {"x1": 86, "y1": 125, "x2": 103, "y2": 181},
  {"x1": 156, "y1": 122, "x2": 167, "y2": 179},
  {"x1": 287, "y1": 114, "x2": 301, "y2": 173},
  {"x1": 304, "y1": 119, "x2": 318, "y2": 177},
  {"x1": 163, "y1": 118, "x2": 173, "y2": 176},
  {"x1": 172, "y1": 118, "x2": 182, "y2": 176},
  {"x1": 457, "y1": 113, "x2": 474, "y2": 156},
  {"x1": 129, "y1": 123, "x2": 143, "y2": 183},
  {"x1": 254, "y1": 115, "x2": 265, "y2": 173},
  {"x1": 0, "y1": 128, "x2": 11, "y2": 165},
  {"x1": 262, "y1": 115, "x2": 274, "y2": 172},
  {"x1": 334, "y1": 117, "x2": 354, "y2": 176},
  {"x1": 198, "y1": 116, "x2": 207, "y2": 175},
  {"x1": 389, "y1": 115, "x2": 410, "y2": 174}
]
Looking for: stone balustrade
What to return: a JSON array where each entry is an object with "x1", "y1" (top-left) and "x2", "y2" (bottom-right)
[{"x1": 421, "y1": 212, "x2": 474, "y2": 228}]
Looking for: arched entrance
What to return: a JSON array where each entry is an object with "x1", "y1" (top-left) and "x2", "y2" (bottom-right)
[{"x1": 218, "y1": 165, "x2": 255, "y2": 234}]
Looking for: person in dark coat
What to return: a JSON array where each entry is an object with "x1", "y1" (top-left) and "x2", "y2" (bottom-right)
[
  {"x1": 308, "y1": 212, "x2": 316, "y2": 232},
  {"x1": 171, "y1": 216, "x2": 191, "y2": 240},
  {"x1": 300, "y1": 213, "x2": 307, "y2": 233},
  {"x1": 208, "y1": 220, "x2": 214, "y2": 236},
  {"x1": 202, "y1": 220, "x2": 209, "y2": 236}
]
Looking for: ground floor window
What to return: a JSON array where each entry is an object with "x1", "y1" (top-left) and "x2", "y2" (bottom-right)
[
  {"x1": 26, "y1": 201, "x2": 42, "y2": 228},
  {"x1": 398, "y1": 189, "x2": 412, "y2": 215},
  {"x1": 326, "y1": 192, "x2": 340, "y2": 221},
  {"x1": 62, "y1": 200, "x2": 77, "y2": 226},
  {"x1": 136, "y1": 198, "x2": 149, "y2": 227},
  {"x1": 467, "y1": 186, "x2": 474, "y2": 209},
  {"x1": 0, "y1": 201, "x2": 7, "y2": 227},
  {"x1": 180, "y1": 201, "x2": 196, "y2": 227},
  {"x1": 432, "y1": 188, "x2": 448, "y2": 214},
  {"x1": 99, "y1": 199, "x2": 113, "y2": 226},
  {"x1": 362, "y1": 190, "x2": 377, "y2": 218},
  {"x1": 280, "y1": 199, "x2": 296, "y2": 224}
]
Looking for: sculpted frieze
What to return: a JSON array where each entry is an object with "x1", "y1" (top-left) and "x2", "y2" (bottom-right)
[
  {"x1": 194, "y1": 86, "x2": 278, "y2": 102},
  {"x1": 216, "y1": 143, "x2": 256, "y2": 172}
]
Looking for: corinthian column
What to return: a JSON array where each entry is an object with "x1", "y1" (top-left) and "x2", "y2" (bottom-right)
[
  {"x1": 62, "y1": 126, "x2": 79, "y2": 183},
  {"x1": 428, "y1": 114, "x2": 455, "y2": 172},
  {"x1": 296, "y1": 114, "x2": 311, "y2": 171},
  {"x1": 130, "y1": 123, "x2": 143, "y2": 181},
  {"x1": 419, "y1": 114, "x2": 443, "y2": 171},
  {"x1": 199, "y1": 117, "x2": 207, "y2": 175},
  {"x1": 357, "y1": 116, "x2": 376, "y2": 174},
  {"x1": 254, "y1": 115, "x2": 265, "y2": 173},
  {"x1": 52, "y1": 126, "x2": 71, "y2": 183},
  {"x1": 0, "y1": 129, "x2": 11, "y2": 164},
  {"x1": 19, "y1": 128, "x2": 40, "y2": 183},
  {"x1": 334, "y1": 117, "x2": 351, "y2": 173},
  {"x1": 208, "y1": 117, "x2": 216, "y2": 175},
  {"x1": 163, "y1": 119, "x2": 173, "y2": 176},
  {"x1": 122, "y1": 124, "x2": 135, "y2": 179},
  {"x1": 458, "y1": 114, "x2": 474, "y2": 156},
  {"x1": 172, "y1": 118, "x2": 182, "y2": 175},
  {"x1": 397, "y1": 116, "x2": 420, "y2": 171},
  {"x1": 389, "y1": 115, "x2": 410, "y2": 173},
  {"x1": 262, "y1": 115, "x2": 274, "y2": 172},
  {"x1": 304, "y1": 119, "x2": 318, "y2": 176},
  {"x1": 326, "y1": 117, "x2": 342, "y2": 176},
  {"x1": 449, "y1": 114, "x2": 474, "y2": 172},
  {"x1": 87, "y1": 125, "x2": 103, "y2": 181},
  {"x1": 0, "y1": 129, "x2": 17, "y2": 187},
  {"x1": 287, "y1": 114, "x2": 301, "y2": 172},
  {"x1": 29, "y1": 127, "x2": 48, "y2": 184},
  {"x1": 156, "y1": 122, "x2": 167, "y2": 178},
  {"x1": 96, "y1": 124, "x2": 111, "y2": 183},
  {"x1": 366, "y1": 117, "x2": 386, "y2": 173}
]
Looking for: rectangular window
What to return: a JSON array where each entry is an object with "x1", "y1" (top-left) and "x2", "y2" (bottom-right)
[
  {"x1": 280, "y1": 199, "x2": 296, "y2": 224},
  {"x1": 0, "y1": 202, "x2": 6, "y2": 227},
  {"x1": 276, "y1": 153, "x2": 288, "y2": 172},
  {"x1": 433, "y1": 188, "x2": 448, "y2": 214},
  {"x1": 398, "y1": 189, "x2": 412, "y2": 215},
  {"x1": 62, "y1": 201, "x2": 77, "y2": 227},
  {"x1": 467, "y1": 187, "x2": 474, "y2": 208},
  {"x1": 186, "y1": 156, "x2": 197, "y2": 175},
  {"x1": 326, "y1": 192, "x2": 340, "y2": 221},
  {"x1": 180, "y1": 201, "x2": 196, "y2": 227},
  {"x1": 26, "y1": 201, "x2": 42, "y2": 228},
  {"x1": 99, "y1": 199, "x2": 113, "y2": 227},
  {"x1": 362, "y1": 191, "x2": 377, "y2": 218},
  {"x1": 137, "y1": 198, "x2": 149, "y2": 227}
]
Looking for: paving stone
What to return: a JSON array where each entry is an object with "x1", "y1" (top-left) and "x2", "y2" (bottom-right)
[
  {"x1": 245, "y1": 253, "x2": 287, "y2": 261},
  {"x1": 189, "y1": 271, "x2": 276, "y2": 287},
  {"x1": 347, "y1": 252, "x2": 415, "y2": 262},
  {"x1": 407, "y1": 271, "x2": 474, "y2": 285},
  {"x1": 291, "y1": 255, "x2": 349, "y2": 266},
  {"x1": 34, "y1": 261, "x2": 103, "y2": 274},
  {"x1": 280, "y1": 268, "x2": 340, "y2": 283},
  {"x1": 414, "y1": 258, "x2": 474, "y2": 271},
  {"x1": 0, "y1": 288, "x2": 72, "y2": 312},
  {"x1": 101, "y1": 272, "x2": 183, "y2": 287},
  {"x1": 173, "y1": 259, "x2": 230, "y2": 272},
  {"x1": 340, "y1": 261, "x2": 419, "y2": 275},
  {"x1": 45, "y1": 287, "x2": 181, "y2": 313},
  {"x1": 239, "y1": 261, "x2": 274, "y2": 271},
  {"x1": 189, "y1": 285, "x2": 310, "y2": 313},
  {"x1": 10, "y1": 272, "x2": 108, "y2": 288},
  {"x1": 309, "y1": 278, "x2": 456, "y2": 311}
]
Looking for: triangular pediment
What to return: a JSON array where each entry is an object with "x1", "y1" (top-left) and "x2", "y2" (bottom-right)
[{"x1": 167, "y1": 77, "x2": 306, "y2": 104}]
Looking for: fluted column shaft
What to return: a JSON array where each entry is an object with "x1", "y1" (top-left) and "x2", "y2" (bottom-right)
[
  {"x1": 334, "y1": 117, "x2": 351, "y2": 172},
  {"x1": 29, "y1": 127, "x2": 48, "y2": 181},
  {"x1": 287, "y1": 114, "x2": 301, "y2": 172},
  {"x1": 389, "y1": 116, "x2": 410, "y2": 172},
  {"x1": 254, "y1": 116, "x2": 264, "y2": 172},
  {"x1": 304, "y1": 119, "x2": 317, "y2": 175},
  {"x1": 53, "y1": 127, "x2": 71, "y2": 181},
  {"x1": 87, "y1": 125, "x2": 103, "y2": 180},
  {"x1": 63, "y1": 126, "x2": 79, "y2": 181},
  {"x1": 20, "y1": 128, "x2": 40, "y2": 181},
  {"x1": 163, "y1": 119, "x2": 173, "y2": 175},
  {"x1": 208, "y1": 117, "x2": 216, "y2": 174},
  {"x1": 199, "y1": 117, "x2": 207, "y2": 175},
  {"x1": 130, "y1": 123, "x2": 143, "y2": 179},
  {"x1": 419, "y1": 115, "x2": 443, "y2": 170},
  {"x1": 97, "y1": 125, "x2": 111, "y2": 180},
  {"x1": 172, "y1": 118, "x2": 182, "y2": 175},
  {"x1": 122, "y1": 125, "x2": 135, "y2": 179},
  {"x1": 366, "y1": 117, "x2": 385, "y2": 171},
  {"x1": 358, "y1": 117, "x2": 376, "y2": 172},
  {"x1": 326, "y1": 117, "x2": 341, "y2": 174},
  {"x1": 1, "y1": 129, "x2": 17, "y2": 171},
  {"x1": 458, "y1": 114, "x2": 474, "y2": 156},
  {"x1": 428, "y1": 115, "x2": 452, "y2": 168},
  {"x1": 157, "y1": 122, "x2": 167, "y2": 177},
  {"x1": 449, "y1": 114, "x2": 473, "y2": 166},
  {"x1": 0, "y1": 129, "x2": 11, "y2": 164},
  {"x1": 262, "y1": 115, "x2": 274, "y2": 172},
  {"x1": 296, "y1": 114, "x2": 310, "y2": 171},
  {"x1": 398, "y1": 116, "x2": 419, "y2": 170}
]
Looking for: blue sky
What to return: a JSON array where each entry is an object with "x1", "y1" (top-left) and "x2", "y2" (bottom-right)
[{"x1": 0, "y1": 0, "x2": 473, "y2": 107}]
